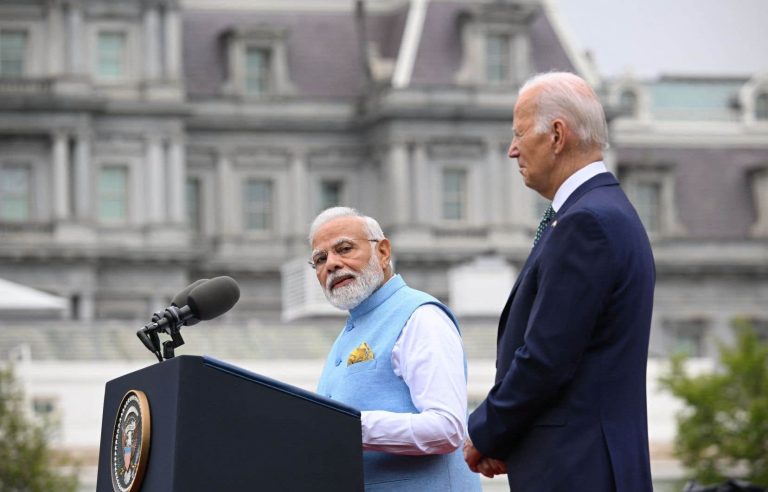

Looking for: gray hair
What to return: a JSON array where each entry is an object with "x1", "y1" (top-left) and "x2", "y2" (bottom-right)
[
  {"x1": 308, "y1": 206, "x2": 385, "y2": 245},
  {"x1": 520, "y1": 72, "x2": 609, "y2": 150}
]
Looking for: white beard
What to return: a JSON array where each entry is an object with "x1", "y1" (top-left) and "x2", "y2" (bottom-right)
[{"x1": 323, "y1": 253, "x2": 384, "y2": 311}]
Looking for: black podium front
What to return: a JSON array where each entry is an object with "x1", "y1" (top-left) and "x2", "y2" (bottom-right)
[{"x1": 96, "y1": 355, "x2": 363, "y2": 491}]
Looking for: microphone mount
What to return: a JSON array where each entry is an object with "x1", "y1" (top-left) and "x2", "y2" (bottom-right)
[
  {"x1": 137, "y1": 306, "x2": 190, "y2": 363},
  {"x1": 136, "y1": 276, "x2": 240, "y2": 363}
]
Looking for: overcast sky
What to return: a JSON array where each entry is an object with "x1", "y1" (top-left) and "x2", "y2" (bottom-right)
[{"x1": 553, "y1": 0, "x2": 768, "y2": 79}]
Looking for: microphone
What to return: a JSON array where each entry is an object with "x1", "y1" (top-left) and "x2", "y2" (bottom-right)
[
  {"x1": 170, "y1": 278, "x2": 209, "y2": 326},
  {"x1": 151, "y1": 276, "x2": 240, "y2": 335},
  {"x1": 137, "y1": 276, "x2": 240, "y2": 361}
]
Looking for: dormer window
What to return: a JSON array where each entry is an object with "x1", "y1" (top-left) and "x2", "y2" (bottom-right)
[
  {"x1": 619, "y1": 163, "x2": 685, "y2": 238},
  {"x1": 749, "y1": 166, "x2": 768, "y2": 236},
  {"x1": 456, "y1": 4, "x2": 536, "y2": 87},
  {"x1": 245, "y1": 47, "x2": 271, "y2": 95},
  {"x1": 485, "y1": 33, "x2": 511, "y2": 84},
  {"x1": 223, "y1": 25, "x2": 293, "y2": 98},
  {"x1": 619, "y1": 89, "x2": 639, "y2": 118},
  {"x1": 755, "y1": 91, "x2": 768, "y2": 121}
]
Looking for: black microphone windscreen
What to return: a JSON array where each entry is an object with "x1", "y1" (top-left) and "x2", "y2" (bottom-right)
[
  {"x1": 187, "y1": 276, "x2": 240, "y2": 321},
  {"x1": 172, "y1": 278, "x2": 209, "y2": 307}
]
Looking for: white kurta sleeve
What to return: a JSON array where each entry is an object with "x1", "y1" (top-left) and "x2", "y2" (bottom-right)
[{"x1": 360, "y1": 304, "x2": 468, "y2": 455}]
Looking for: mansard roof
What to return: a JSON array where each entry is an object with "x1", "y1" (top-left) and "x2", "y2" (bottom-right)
[{"x1": 182, "y1": 1, "x2": 583, "y2": 99}]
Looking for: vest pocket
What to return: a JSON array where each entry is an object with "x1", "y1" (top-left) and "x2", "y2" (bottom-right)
[{"x1": 346, "y1": 359, "x2": 378, "y2": 374}]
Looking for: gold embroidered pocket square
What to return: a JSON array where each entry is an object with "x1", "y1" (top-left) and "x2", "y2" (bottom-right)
[{"x1": 347, "y1": 342, "x2": 374, "y2": 366}]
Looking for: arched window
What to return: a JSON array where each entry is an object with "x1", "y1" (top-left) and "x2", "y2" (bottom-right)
[
  {"x1": 619, "y1": 89, "x2": 638, "y2": 117},
  {"x1": 755, "y1": 91, "x2": 768, "y2": 120}
]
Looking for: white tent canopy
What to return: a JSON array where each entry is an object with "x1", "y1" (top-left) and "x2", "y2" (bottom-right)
[{"x1": 0, "y1": 278, "x2": 67, "y2": 317}]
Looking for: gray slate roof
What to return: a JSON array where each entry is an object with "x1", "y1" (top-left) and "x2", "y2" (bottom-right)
[{"x1": 183, "y1": 2, "x2": 575, "y2": 97}]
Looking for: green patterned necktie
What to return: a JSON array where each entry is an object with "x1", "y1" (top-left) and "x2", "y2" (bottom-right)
[{"x1": 533, "y1": 205, "x2": 555, "y2": 247}]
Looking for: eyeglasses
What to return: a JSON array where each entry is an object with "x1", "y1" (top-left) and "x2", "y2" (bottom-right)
[{"x1": 308, "y1": 238, "x2": 379, "y2": 269}]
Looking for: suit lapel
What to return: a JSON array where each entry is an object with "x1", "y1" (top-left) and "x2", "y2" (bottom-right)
[{"x1": 496, "y1": 173, "x2": 619, "y2": 345}]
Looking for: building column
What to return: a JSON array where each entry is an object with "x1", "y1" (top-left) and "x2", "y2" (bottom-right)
[
  {"x1": 216, "y1": 151, "x2": 236, "y2": 235},
  {"x1": 166, "y1": 137, "x2": 185, "y2": 224},
  {"x1": 163, "y1": 7, "x2": 181, "y2": 81},
  {"x1": 291, "y1": 151, "x2": 308, "y2": 237},
  {"x1": 73, "y1": 132, "x2": 91, "y2": 220},
  {"x1": 145, "y1": 136, "x2": 165, "y2": 224},
  {"x1": 66, "y1": 1, "x2": 84, "y2": 75},
  {"x1": 143, "y1": 6, "x2": 161, "y2": 80},
  {"x1": 52, "y1": 131, "x2": 70, "y2": 221},
  {"x1": 603, "y1": 145, "x2": 617, "y2": 175},
  {"x1": 412, "y1": 142, "x2": 431, "y2": 225},
  {"x1": 488, "y1": 140, "x2": 505, "y2": 226},
  {"x1": 506, "y1": 141, "x2": 531, "y2": 227},
  {"x1": 387, "y1": 143, "x2": 410, "y2": 227},
  {"x1": 512, "y1": 32, "x2": 531, "y2": 86},
  {"x1": 47, "y1": 1, "x2": 64, "y2": 75}
]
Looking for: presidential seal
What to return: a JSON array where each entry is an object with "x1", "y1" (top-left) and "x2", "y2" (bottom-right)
[{"x1": 110, "y1": 390, "x2": 151, "y2": 492}]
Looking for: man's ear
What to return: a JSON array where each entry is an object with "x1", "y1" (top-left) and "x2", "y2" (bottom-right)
[
  {"x1": 377, "y1": 238, "x2": 392, "y2": 270},
  {"x1": 551, "y1": 119, "x2": 567, "y2": 154}
]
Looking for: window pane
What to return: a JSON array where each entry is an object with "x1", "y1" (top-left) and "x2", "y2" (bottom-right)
[
  {"x1": 620, "y1": 90, "x2": 638, "y2": 117},
  {"x1": 665, "y1": 319, "x2": 706, "y2": 357},
  {"x1": 99, "y1": 167, "x2": 128, "y2": 221},
  {"x1": 0, "y1": 167, "x2": 30, "y2": 221},
  {"x1": 0, "y1": 30, "x2": 27, "y2": 77},
  {"x1": 246, "y1": 47, "x2": 270, "y2": 95},
  {"x1": 97, "y1": 32, "x2": 126, "y2": 79},
  {"x1": 243, "y1": 179, "x2": 273, "y2": 231},
  {"x1": 756, "y1": 93, "x2": 768, "y2": 121},
  {"x1": 186, "y1": 178, "x2": 202, "y2": 230},
  {"x1": 442, "y1": 169, "x2": 467, "y2": 221},
  {"x1": 634, "y1": 181, "x2": 661, "y2": 233},
  {"x1": 486, "y1": 34, "x2": 509, "y2": 83},
  {"x1": 320, "y1": 180, "x2": 343, "y2": 211}
]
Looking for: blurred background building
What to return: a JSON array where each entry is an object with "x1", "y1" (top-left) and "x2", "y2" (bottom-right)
[{"x1": 0, "y1": 0, "x2": 766, "y2": 490}]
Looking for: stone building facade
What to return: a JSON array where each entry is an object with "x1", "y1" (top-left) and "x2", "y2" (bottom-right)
[{"x1": 1, "y1": 0, "x2": 767, "y2": 489}]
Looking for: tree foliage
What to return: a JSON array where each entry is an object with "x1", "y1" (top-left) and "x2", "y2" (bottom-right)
[
  {"x1": 659, "y1": 319, "x2": 768, "y2": 487},
  {"x1": 0, "y1": 364, "x2": 79, "y2": 492}
]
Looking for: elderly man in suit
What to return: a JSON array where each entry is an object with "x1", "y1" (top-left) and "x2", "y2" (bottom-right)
[
  {"x1": 464, "y1": 72, "x2": 656, "y2": 492},
  {"x1": 311, "y1": 206, "x2": 480, "y2": 491}
]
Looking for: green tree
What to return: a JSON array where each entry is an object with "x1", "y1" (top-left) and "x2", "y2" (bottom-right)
[
  {"x1": 0, "y1": 364, "x2": 79, "y2": 492},
  {"x1": 659, "y1": 319, "x2": 768, "y2": 487}
]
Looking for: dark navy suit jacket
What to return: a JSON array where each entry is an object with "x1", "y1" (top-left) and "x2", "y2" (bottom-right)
[{"x1": 468, "y1": 173, "x2": 655, "y2": 492}]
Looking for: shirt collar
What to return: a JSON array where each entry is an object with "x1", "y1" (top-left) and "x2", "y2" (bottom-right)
[
  {"x1": 552, "y1": 161, "x2": 608, "y2": 212},
  {"x1": 349, "y1": 274, "x2": 405, "y2": 319}
]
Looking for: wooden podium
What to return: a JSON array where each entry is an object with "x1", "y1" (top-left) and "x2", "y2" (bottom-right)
[{"x1": 96, "y1": 355, "x2": 363, "y2": 491}]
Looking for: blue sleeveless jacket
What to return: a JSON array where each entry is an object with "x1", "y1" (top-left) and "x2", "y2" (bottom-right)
[{"x1": 317, "y1": 275, "x2": 481, "y2": 491}]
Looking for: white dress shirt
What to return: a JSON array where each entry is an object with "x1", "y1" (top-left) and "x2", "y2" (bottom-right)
[
  {"x1": 360, "y1": 304, "x2": 468, "y2": 455},
  {"x1": 552, "y1": 160, "x2": 608, "y2": 212}
]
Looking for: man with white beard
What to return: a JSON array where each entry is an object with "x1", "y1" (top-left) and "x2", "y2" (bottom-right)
[{"x1": 310, "y1": 207, "x2": 480, "y2": 491}]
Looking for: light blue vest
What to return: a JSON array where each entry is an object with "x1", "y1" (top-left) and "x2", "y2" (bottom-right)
[{"x1": 317, "y1": 275, "x2": 481, "y2": 491}]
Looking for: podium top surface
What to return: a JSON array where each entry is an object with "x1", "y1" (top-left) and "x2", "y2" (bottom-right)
[{"x1": 202, "y1": 355, "x2": 360, "y2": 418}]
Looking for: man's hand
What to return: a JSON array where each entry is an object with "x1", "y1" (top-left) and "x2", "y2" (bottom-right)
[
  {"x1": 463, "y1": 438, "x2": 483, "y2": 472},
  {"x1": 477, "y1": 457, "x2": 507, "y2": 478},
  {"x1": 463, "y1": 439, "x2": 507, "y2": 478}
]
